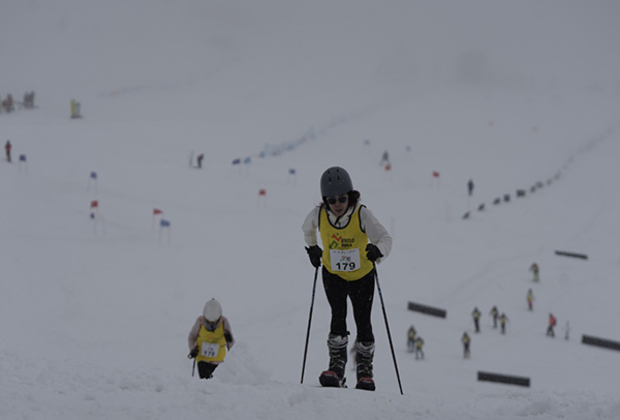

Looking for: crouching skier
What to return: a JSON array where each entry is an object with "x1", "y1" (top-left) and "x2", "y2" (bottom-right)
[
  {"x1": 188, "y1": 299, "x2": 235, "y2": 379},
  {"x1": 302, "y1": 166, "x2": 392, "y2": 391}
]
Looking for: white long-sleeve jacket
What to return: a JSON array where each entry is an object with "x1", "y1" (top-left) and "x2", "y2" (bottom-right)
[{"x1": 302, "y1": 203, "x2": 392, "y2": 264}]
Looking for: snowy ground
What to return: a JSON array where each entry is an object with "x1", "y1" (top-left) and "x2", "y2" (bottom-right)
[{"x1": 2, "y1": 1, "x2": 620, "y2": 419}]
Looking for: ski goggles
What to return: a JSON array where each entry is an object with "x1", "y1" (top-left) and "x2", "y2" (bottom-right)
[{"x1": 326, "y1": 195, "x2": 348, "y2": 205}]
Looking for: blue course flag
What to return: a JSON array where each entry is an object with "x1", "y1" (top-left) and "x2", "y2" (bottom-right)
[
  {"x1": 289, "y1": 168, "x2": 296, "y2": 175},
  {"x1": 232, "y1": 158, "x2": 241, "y2": 165},
  {"x1": 90, "y1": 171, "x2": 97, "y2": 179},
  {"x1": 19, "y1": 154, "x2": 27, "y2": 161},
  {"x1": 160, "y1": 219, "x2": 171, "y2": 227}
]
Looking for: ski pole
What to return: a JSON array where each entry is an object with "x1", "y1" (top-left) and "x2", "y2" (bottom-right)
[
  {"x1": 301, "y1": 266, "x2": 319, "y2": 384},
  {"x1": 188, "y1": 350, "x2": 197, "y2": 377},
  {"x1": 374, "y1": 267, "x2": 404, "y2": 395}
]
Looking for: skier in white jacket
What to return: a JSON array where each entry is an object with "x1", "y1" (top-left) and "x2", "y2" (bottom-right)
[{"x1": 302, "y1": 166, "x2": 392, "y2": 391}]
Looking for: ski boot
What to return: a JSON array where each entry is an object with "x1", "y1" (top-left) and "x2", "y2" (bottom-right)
[
  {"x1": 319, "y1": 334, "x2": 347, "y2": 388},
  {"x1": 355, "y1": 341, "x2": 375, "y2": 391}
]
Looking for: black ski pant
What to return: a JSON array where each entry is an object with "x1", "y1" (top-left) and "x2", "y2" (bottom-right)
[
  {"x1": 197, "y1": 361, "x2": 218, "y2": 379},
  {"x1": 322, "y1": 267, "x2": 375, "y2": 343}
]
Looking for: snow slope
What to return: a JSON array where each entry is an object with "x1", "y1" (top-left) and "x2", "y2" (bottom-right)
[{"x1": 2, "y1": 1, "x2": 620, "y2": 419}]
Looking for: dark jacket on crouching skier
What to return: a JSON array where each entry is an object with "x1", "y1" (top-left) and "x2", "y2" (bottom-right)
[{"x1": 302, "y1": 167, "x2": 392, "y2": 389}]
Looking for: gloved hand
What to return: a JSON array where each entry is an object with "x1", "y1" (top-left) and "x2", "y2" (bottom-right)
[
  {"x1": 224, "y1": 331, "x2": 234, "y2": 344},
  {"x1": 365, "y1": 244, "x2": 383, "y2": 262},
  {"x1": 305, "y1": 245, "x2": 323, "y2": 268},
  {"x1": 188, "y1": 346, "x2": 199, "y2": 359}
]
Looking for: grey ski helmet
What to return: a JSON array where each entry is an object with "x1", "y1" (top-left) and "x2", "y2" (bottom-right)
[
  {"x1": 320, "y1": 166, "x2": 353, "y2": 197},
  {"x1": 203, "y1": 299, "x2": 222, "y2": 322}
]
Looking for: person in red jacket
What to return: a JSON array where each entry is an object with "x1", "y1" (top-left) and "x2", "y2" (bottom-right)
[{"x1": 547, "y1": 313, "x2": 557, "y2": 337}]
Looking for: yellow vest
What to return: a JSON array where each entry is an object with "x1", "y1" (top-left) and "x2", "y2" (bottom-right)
[
  {"x1": 319, "y1": 205, "x2": 374, "y2": 281},
  {"x1": 196, "y1": 321, "x2": 227, "y2": 363}
]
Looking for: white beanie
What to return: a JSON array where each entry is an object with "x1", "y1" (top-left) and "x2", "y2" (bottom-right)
[{"x1": 203, "y1": 299, "x2": 222, "y2": 322}]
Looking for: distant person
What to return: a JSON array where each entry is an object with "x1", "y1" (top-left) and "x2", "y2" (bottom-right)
[
  {"x1": 499, "y1": 313, "x2": 509, "y2": 334},
  {"x1": 467, "y1": 179, "x2": 474, "y2": 196},
  {"x1": 407, "y1": 325, "x2": 416, "y2": 353},
  {"x1": 187, "y1": 298, "x2": 235, "y2": 379},
  {"x1": 530, "y1": 263, "x2": 540, "y2": 282},
  {"x1": 472, "y1": 307, "x2": 481, "y2": 333},
  {"x1": 379, "y1": 150, "x2": 389, "y2": 167},
  {"x1": 5, "y1": 94, "x2": 14, "y2": 113},
  {"x1": 196, "y1": 153, "x2": 204, "y2": 169},
  {"x1": 527, "y1": 289, "x2": 534, "y2": 311},
  {"x1": 23, "y1": 91, "x2": 35, "y2": 109},
  {"x1": 5, "y1": 140, "x2": 12, "y2": 162},
  {"x1": 462, "y1": 332, "x2": 471, "y2": 358},
  {"x1": 489, "y1": 306, "x2": 499, "y2": 328},
  {"x1": 414, "y1": 337, "x2": 425, "y2": 360},
  {"x1": 546, "y1": 313, "x2": 557, "y2": 337}
]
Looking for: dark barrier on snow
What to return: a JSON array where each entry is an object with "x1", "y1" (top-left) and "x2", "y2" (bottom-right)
[
  {"x1": 477, "y1": 371, "x2": 530, "y2": 387},
  {"x1": 516, "y1": 189, "x2": 526, "y2": 197},
  {"x1": 582, "y1": 335, "x2": 620, "y2": 351},
  {"x1": 462, "y1": 212, "x2": 470, "y2": 220},
  {"x1": 493, "y1": 198, "x2": 501, "y2": 205},
  {"x1": 478, "y1": 203, "x2": 485, "y2": 211},
  {"x1": 407, "y1": 301, "x2": 447, "y2": 318},
  {"x1": 555, "y1": 250, "x2": 588, "y2": 260},
  {"x1": 503, "y1": 194, "x2": 510, "y2": 202}
]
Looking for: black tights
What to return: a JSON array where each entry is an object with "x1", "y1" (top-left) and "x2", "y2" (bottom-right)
[
  {"x1": 322, "y1": 267, "x2": 375, "y2": 343},
  {"x1": 197, "y1": 362, "x2": 218, "y2": 379}
]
